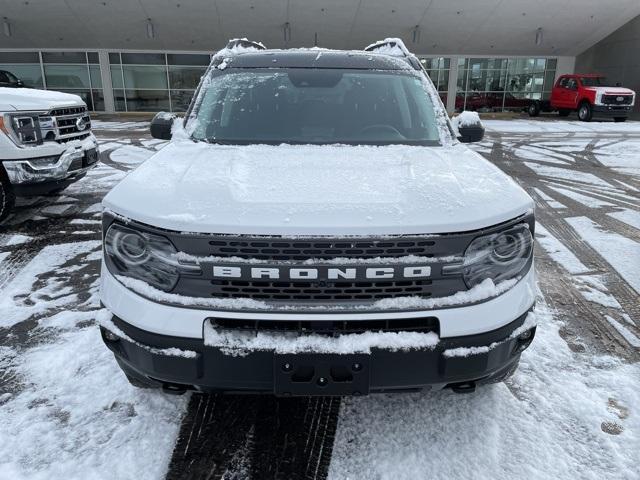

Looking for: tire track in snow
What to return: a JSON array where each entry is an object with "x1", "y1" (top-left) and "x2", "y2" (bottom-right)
[{"x1": 166, "y1": 394, "x2": 340, "y2": 480}]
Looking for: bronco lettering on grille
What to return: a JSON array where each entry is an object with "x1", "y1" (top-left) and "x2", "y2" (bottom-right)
[{"x1": 212, "y1": 265, "x2": 432, "y2": 280}]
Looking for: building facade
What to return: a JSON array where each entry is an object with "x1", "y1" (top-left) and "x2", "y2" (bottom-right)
[{"x1": 0, "y1": 48, "x2": 575, "y2": 114}]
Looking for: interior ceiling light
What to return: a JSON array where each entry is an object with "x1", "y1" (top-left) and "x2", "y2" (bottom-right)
[
  {"x1": 2, "y1": 17, "x2": 11, "y2": 38},
  {"x1": 283, "y1": 22, "x2": 291, "y2": 43},
  {"x1": 535, "y1": 27, "x2": 543, "y2": 46},
  {"x1": 412, "y1": 25, "x2": 421, "y2": 44},
  {"x1": 146, "y1": 18, "x2": 155, "y2": 39}
]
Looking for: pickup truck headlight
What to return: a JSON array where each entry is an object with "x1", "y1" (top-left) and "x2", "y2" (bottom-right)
[
  {"x1": 0, "y1": 112, "x2": 44, "y2": 145},
  {"x1": 461, "y1": 224, "x2": 533, "y2": 288},
  {"x1": 105, "y1": 223, "x2": 200, "y2": 292}
]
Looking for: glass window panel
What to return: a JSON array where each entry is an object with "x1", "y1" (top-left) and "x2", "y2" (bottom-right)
[
  {"x1": 124, "y1": 89, "x2": 170, "y2": 111},
  {"x1": 0, "y1": 52, "x2": 40, "y2": 63},
  {"x1": 546, "y1": 58, "x2": 557, "y2": 70},
  {"x1": 91, "y1": 89, "x2": 105, "y2": 111},
  {"x1": 442, "y1": 58, "x2": 450, "y2": 69},
  {"x1": 110, "y1": 65, "x2": 123, "y2": 89},
  {"x1": 54, "y1": 89, "x2": 93, "y2": 110},
  {"x1": 543, "y1": 70, "x2": 556, "y2": 90},
  {"x1": 167, "y1": 53, "x2": 210, "y2": 66},
  {"x1": 458, "y1": 58, "x2": 467, "y2": 68},
  {"x1": 0, "y1": 64, "x2": 43, "y2": 88},
  {"x1": 121, "y1": 53, "x2": 166, "y2": 65},
  {"x1": 109, "y1": 53, "x2": 121, "y2": 64},
  {"x1": 532, "y1": 73, "x2": 544, "y2": 92},
  {"x1": 456, "y1": 69, "x2": 468, "y2": 92},
  {"x1": 168, "y1": 66, "x2": 206, "y2": 89},
  {"x1": 42, "y1": 51, "x2": 87, "y2": 64},
  {"x1": 535, "y1": 58, "x2": 546, "y2": 71},
  {"x1": 170, "y1": 90, "x2": 195, "y2": 111},
  {"x1": 438, "y1": 71, "x2": 449, "y2": 91},
  {"x1": 44, "y1": 65, "x2": 90, "y2": 88},
  {"x1": 89, "y1": 65, "x2": 102, "y2": 89},
  {"x1": 506, "y1": 73, "x2": 534, "y2": 92},
  {"x1": 122, "y1": 65, "x2": 168, "y2": 89},
  {"x1": 87, "y1": 52, "x2": 99, "y2": 64},
  {"x1": 114, "y1": 89, "x2": 126, "y2": 111}
]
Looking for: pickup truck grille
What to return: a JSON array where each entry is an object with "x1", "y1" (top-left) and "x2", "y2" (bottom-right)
[
  {"x1": 38, "y1": 106, "x2": 92, "y2": 143},
  {"x1": 602, "y1": 94, "x2": 633, "y2": 105}
]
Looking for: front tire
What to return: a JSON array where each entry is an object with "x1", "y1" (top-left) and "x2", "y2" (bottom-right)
[
  {"x1": 578, "y1": 102, "x2": 593, "y2": 122},
  {"x1": 0, "y1": 174, "x2": 16, "y2": 223},
  {"x1": 614, "y1": 117, "x2": 626, "y2": 123},
  {"x1": 528, "y1": 101, "x2": 540, "y2": 117}
]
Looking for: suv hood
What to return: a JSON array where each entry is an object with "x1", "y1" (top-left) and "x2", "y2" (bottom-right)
[
  {"x1": 0, "y1": 87, "x2": 85, "y2": 112},
  {"x1": 103, "y1": 141, "x2": 534, "y2": 236}
]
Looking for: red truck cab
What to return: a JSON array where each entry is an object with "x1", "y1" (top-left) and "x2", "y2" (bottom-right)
[{"x1": 529, "y1": 74, "x2": 635, "y2": 122}]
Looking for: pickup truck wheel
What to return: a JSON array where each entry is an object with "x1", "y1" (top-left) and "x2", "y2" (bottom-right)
[
  {"x1": 527, "y1": 102, "x2": 540, "y2": 117},
  {"x1": 578, "y1": 102, "x2": 593, "y2": 122},
  {"x1": 0, "y1": 174, "x2": 16, "y2": 223},
  {"x1": 614, "y1": 117, "x2": 626, "y2": 123},
  {"x1": 558, "y1": 109, "x2": 571, "y2": 117}
]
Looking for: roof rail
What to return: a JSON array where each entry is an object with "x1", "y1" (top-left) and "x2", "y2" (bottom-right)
[
  {"x1": 364, "y1": 38, "x2": 422, "y2": 71},
  {"x1": 224, "y1": 38, "x2": 266, "y2": 51}
]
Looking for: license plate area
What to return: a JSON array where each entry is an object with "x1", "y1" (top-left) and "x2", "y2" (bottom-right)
[
  {"x1": 83, "y1": 148, "x2": 99, "y2": 167},
  {"x1": 274, "y1": 353, "x2": 370, "y2": 396}
]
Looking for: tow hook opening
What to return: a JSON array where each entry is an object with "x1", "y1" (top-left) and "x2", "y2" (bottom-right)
[
  {"x1": 450, "y1": 382, "x2": 476, "y2": 394},
  {"x1": 162, "y1": 383, "x2": 189, "y2": 395},
  {"x1": 514, "y1": 326, "x2": 536, "y2": 354}
]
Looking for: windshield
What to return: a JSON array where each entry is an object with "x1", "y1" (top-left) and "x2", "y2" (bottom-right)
[
  {"x1": 190, "y1": 68, "x2": 442, "y2": 146},
  {"x1": 580, "y1": 77, "x2": 608, "y2": 87}
]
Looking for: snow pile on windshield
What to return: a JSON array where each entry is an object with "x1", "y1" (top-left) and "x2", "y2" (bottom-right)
[
  {"x1": 204, "y1": 323, "x2": 439, "y2": 356},
  {"x1": 452, "y1": 111, "x2": 482, "y2": 132}
]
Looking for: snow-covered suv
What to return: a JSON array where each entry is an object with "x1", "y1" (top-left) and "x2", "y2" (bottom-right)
[
  {"x1": 0, "y1": 88, "x2": 99, "y2": 221},
  {"x1": 99, "y1": 39, "x2": 537, "y2": 396}
]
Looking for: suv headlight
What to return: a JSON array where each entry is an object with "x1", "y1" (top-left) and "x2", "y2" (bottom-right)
[
  {"x1": 460, "y1": 223, "x2": 533, "y2": 288},
  {"x1": 104, "y1": 223, "x2": 200, "y2": 292}
]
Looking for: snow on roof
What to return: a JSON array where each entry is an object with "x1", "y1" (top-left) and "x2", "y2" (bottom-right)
[{"x1": 364, "y1": 38, "x2": 412, "y2": 57}]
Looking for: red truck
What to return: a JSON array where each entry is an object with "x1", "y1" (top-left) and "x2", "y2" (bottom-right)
[{"x1": 528, "y1": 74, "x2": 636, "y2": 122}]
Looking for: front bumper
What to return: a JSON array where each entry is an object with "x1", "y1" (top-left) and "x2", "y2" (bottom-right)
[
  {"x1": 593, "y1": 104, "x2": 633, "y2": 117},
  {"x1": 2, "y1": 135, "x2": 99, "y2": 193},
  {"x1": 101, "y1": 310, "x2": 536, "y2": 395}
]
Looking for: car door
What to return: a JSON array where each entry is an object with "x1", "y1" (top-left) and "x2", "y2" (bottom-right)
[
  {"x1": 551, "y1": 76, "x2": 568, "y2": 108},
  {"x1": 565, "y1": 78, "x2": 579, "y2": 108}
]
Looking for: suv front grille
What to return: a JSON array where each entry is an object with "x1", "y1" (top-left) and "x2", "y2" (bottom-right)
[
  {"x1": 602, "y1": 94, "x2": 633, "y2": 105},
  {"x1": 204, "y1": 237, "x2": 445, "y2": 261},
  {"x1": 209, "y1": 278, "x2": 437, "y2": 301}
]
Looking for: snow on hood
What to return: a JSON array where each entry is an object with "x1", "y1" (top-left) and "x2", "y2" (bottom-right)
[
  {"x1": 103, "y1": 140, "x2": 533, "y2": 235},
  {"x1": 0, "y1": 87, "x2": 85, "y2": 112},
  {"x1": 584, "y1": 86, "x2": 635, "y2": 95}
]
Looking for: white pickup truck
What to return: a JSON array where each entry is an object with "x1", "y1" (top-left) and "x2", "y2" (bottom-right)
[{"x1": 0, "y1": 88, "x2": 99, "y2": 221}]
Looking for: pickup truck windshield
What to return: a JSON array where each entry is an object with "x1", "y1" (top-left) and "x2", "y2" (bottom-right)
[
  {"x1": 580, "y1": 77, "x2": 608, "y2": 87},
  {"x1": 190, "y1": 68, "x2": 442, "y2": 145}
]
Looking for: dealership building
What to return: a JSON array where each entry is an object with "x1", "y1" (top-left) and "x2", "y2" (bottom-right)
[{"x1": 1, "y1": 0, "x2": 639, "y2": 115}]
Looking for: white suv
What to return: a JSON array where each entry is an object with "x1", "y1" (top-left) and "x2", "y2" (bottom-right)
[
  {"x1": 99, "y1": 39, "x2": 537, "y2": 396},
  {"x1": 0, "y1": 87, "x2": 99, "y2": 221}
]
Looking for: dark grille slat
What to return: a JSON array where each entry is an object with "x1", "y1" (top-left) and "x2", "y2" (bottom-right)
[
  {"x1": 209, "y1": 279, "x2": 435, "y2": 301},
  {"x1": 601, "y1": 94, "x2": 633, "y2": 105},
  {"x1": 210, "y1": 317, "x2": 439, "y2": 335}
]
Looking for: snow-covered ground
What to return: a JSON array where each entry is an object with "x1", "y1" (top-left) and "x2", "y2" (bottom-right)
[{"x1": 0, "y1": 118, "x2": 639, "y2": 479}]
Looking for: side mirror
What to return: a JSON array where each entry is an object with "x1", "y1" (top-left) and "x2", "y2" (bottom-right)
[
  {"x1": 150, "y1": 112, "x2": 175, "y2": 140},
  {"x1": 453, "y1": 111, "x2": 485, "y2": 143}
]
